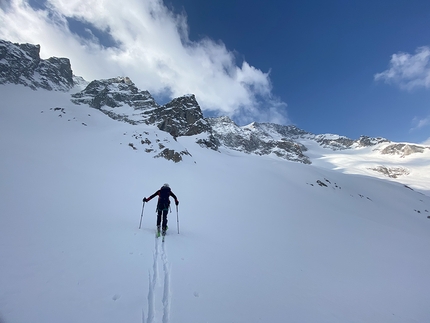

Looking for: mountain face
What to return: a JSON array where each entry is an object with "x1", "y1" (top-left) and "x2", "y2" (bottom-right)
[
  {"x1": 2, "y1": 39, "x2": 430, "y2": 170},
  {"x1": 70, "y1": 77, "x2": 218, "y2": 149},
  {"x1": 0, "y1": 39, "x2": 74, "y2": 91},
  {"x1": 207, "y1": 117, "x2": 312, "y2": 164},
  {"x1": 313, "y1": 134, "x2": 389, "y2": 149},
  {"x1": 380, "y1": 143, "x2": 429, "y2": 157},
  {"x1": 71, "y1": 77, "x2": 160, "y2": 124},
  {"x1": 67, "y1": 76, "x2": 405, "y2": 165}
]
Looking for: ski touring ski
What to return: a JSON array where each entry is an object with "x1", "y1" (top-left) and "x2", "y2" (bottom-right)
[{"x1": 156, "y1": 227, "x2": 167, "y2": 242}]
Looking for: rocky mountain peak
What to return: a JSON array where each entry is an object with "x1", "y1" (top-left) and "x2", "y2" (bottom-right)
[
  {"x1": 207, "y1": 116, "x2": 240, "y2": 134},
  {"x1": 0, "y1": 39, "x2": 74, "y2": 91},
  {"x1": 244, "y1": 122, "x2": 311, "y2": 139},
  {"x1": 3, "y1": 39, "x2": 423, "y2": 166},
  {"x1": 314, "y1": 133, "x2": 390, "y2": 150},
  {"x1": 380, "y1": 143, "x2": 429, "y2": 157},
  {"x1": 154, "y1": 94, "x2": 212, "y2": 137},
  {"x1": 71, "y1": 78, "x2": 212, "y2": 139},
  {"x1": 356, "y1": 135, "x2": 390, "y2": 147},
  {"x1": 71, "y1": 77, "x2": 158, "y2": 111},
  {"x1": 207, "y1": 117, "x2": 311, "y2": 163}
]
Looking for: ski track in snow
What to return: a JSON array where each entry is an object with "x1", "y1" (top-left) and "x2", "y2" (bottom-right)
[
  {"x1": 144, "y1": 234, "x2": 171, "y2": 323},
  {"x1": 146, "y1": 237, "x2": 158, "y2": 323},
  {"x1": 161, "y1": 241, "x2": 171, "y2": 323}
]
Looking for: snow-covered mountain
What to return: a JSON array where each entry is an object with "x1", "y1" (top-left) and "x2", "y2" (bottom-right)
[
  {"x1": 2, "y1": 39, "x2": 429, "y2": 189},
  {"x1": 1, "y1": 39, "x2": 430, "y2": 323}
]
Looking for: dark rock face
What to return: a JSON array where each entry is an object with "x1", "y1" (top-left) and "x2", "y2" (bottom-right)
[
  {"x1": 148, "y1": 95, "x2": 212, "y2": 137},
  {"x1": 368, "y1": 166, "x2": 410, "y2": 178},
  {"x1": 207, "y1": 117, "x2": 311, "y2": 164},
  {"x1": 252, "y1": 122, "x2": 310, "y2": 138},
  {"x1": 0, "y1": 40, "x2": 74, "y2": 91},
  {"x1": 154, "y1": 148, "x2": 192, "y2": 163},
  {"x1": 71, "y1": 77, "x2": 159, "y2": 125},
  {"x1": 71, "y1": 77, "x2": 158, "y2": 110},
  {"x1": 357, "y1": 136, "x2": 389, "y2": 147},
  {"x1": 72, "y1": 78, "x2": 216, "y2": 140},
  {"x1": 381, "y1": 144, "x2": 429, "y2": 157},
  {"x1": 71, "y1": 77, "x2": 220, "y2": 155},
  {"x1": 314, "y1": 134, "x2": 389, "y2": 150},
  {"x1": 314, "y1": 135, "x2": 355, "y2": 149}
]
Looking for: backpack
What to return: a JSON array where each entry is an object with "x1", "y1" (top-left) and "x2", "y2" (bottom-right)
[{"x1": 158, "y1": 186, "x2": 171, "y2": 211}]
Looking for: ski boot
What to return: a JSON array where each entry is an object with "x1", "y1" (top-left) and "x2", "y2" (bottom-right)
[{"x1": 162, "y1": 225, "x2": 168, "y2": 236}]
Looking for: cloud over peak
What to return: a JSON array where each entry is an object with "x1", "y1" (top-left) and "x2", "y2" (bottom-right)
[{"x1": 0, "y1": 0, "x2": 289, "y2": 125}]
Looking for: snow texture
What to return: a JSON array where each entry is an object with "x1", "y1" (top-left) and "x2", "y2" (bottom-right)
[{"x1": 1, "y1": 84, "x2": 430, "y2": 323}]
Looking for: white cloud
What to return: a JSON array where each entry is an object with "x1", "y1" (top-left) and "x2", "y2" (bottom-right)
[
  {"x1": 411, "y1": 115, "x2": 430, "y2": 131},
  {"x1": 0, "y1": 0, "x2": 289, "y2": 124},
  {"x1": 416, "y1": 116, "x2": 430, "y2": 129},
  {"x1": 374, "y1": 46, "x2": 430, "y2": 91}
]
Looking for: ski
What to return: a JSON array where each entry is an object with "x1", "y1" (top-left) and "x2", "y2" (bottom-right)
[{"x1": 155, "y1": 226, "x2": 167, "y2": 240}]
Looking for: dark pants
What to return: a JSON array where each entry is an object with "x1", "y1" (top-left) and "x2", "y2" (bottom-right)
[{"x1": 157, "y1": 208, "x2": 168, "y2": 230}]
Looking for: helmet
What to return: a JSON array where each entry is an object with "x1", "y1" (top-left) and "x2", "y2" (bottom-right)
[{"x1": 162, "y1": 183, "x2": 169, "y2": 188}]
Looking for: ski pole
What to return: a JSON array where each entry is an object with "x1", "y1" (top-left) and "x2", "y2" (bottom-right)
[
  {"x1": 139, "y1": 201, "x2": 145, "y2": 229},
  {"x1": 176, "y1": 205, "x2": 180, "y2": 234}
]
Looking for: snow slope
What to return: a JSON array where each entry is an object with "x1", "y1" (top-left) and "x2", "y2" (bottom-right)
[
  {"x1": 301, "y1": 138, "x2": 430, "y2": 195},
  {"x1": 1, "y1": 85, "x2": 430, "y2": 323}
]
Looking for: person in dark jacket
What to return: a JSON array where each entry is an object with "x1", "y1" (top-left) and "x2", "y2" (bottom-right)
[{"x1": 143, "y1": 183, "x2": 179, "y2": 235}]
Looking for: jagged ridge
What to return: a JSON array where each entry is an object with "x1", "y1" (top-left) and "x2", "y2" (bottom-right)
[
  {"x1": 0, "y1": 39, "x2": 74, "y2": 91},
  {"x1": 3, "y1": 39, "x2": 430, "y2": 167}
]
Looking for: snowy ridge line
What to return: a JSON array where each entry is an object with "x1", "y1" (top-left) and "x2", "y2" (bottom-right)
[{"x1": 161, "y1": 242, "x2": 172, "y2": 323}]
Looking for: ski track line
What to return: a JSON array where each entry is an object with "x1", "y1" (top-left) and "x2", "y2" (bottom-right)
[
  {"x1": 144, "y1": 233, "x2": 172, "y2": 323},
  {"x1": 161, "y1": 241, "x2": 172, "y2": 323},
  {"x1": 145, "y1": 236, "x2": 159, "y2": 323}
]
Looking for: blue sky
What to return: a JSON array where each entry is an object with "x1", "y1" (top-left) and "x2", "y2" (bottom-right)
[
  {"x1": 1, "y1": 0, "x2": 430, "y2": 144},
  {"x1": 167, "y1": 0, "x2": 430, "y2": 143}
]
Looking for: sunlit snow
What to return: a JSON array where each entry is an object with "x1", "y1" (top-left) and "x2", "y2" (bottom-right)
[{"x1": 1, "y1": 85, "x2": 430, "y2": 323}]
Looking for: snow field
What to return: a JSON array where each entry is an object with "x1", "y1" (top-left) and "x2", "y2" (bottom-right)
[{"x1": 1, "y1": 85, "x2": 430, "y2": 323}]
